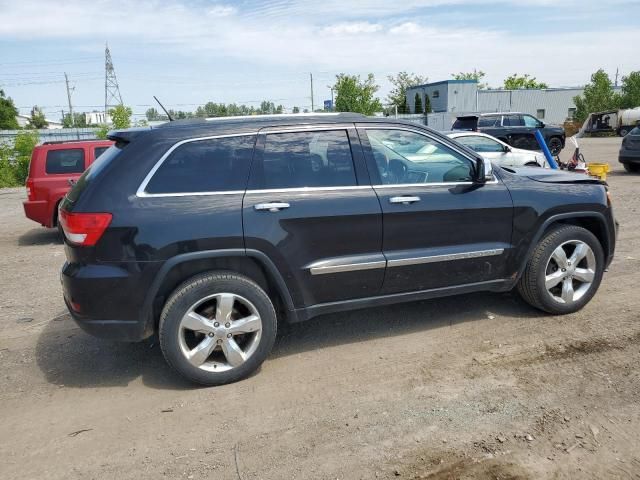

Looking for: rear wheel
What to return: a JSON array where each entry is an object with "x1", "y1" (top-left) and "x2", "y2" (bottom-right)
[
  {"x1": 547, "y1": 137, "x2": 563, "y2": 156},
  {"x1": 517, "y1": 225, "x2": 604, "y2": 314},
  {"x1": 623, "y1": 163, "x2": 640, "y2": 173},
  {"x1": 159, "y1": 271, "x2": 277, "y2": 386},
  {"x1": 619, "y1": 127, "x2": 630, "y2": 137}
]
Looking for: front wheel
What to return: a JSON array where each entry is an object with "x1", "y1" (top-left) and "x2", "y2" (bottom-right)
[
  {"x1": 619, "y1": 127, "x2": 630, "y2": 137},
  {"x1": 159, "y1": 272, "x2": 277, "y2": 386},
  {"x1": 623, "y1": 163, "x2": 640, "y2": 173},
  {"x1": 517, "y1": 225, "x2": 604, "y2": 314},
  {"x1": 547, "y1": 137, "x2": 563, "y2": 156}
]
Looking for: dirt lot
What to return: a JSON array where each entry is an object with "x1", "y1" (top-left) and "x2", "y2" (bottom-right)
[{"x1": 1, "y1": 137, "x2": 639, "y2": 479}]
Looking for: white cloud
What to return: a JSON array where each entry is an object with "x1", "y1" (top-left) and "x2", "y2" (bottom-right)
[
  {"x1": 0, "y1": 0, "x2": 638, "y2": 111},
  {"x1": 207, "y1": 4, "x2": 236, "y2": 17},
  {"x1": 322, "y1": 22, "x2": 382, "y2": 35}
]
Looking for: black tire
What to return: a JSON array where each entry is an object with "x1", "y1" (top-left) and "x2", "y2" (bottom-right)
[
  {"x1": 619, "y1": 127, "x2": 629, "y2": 137},
  {"x1": 159, "y1": 271, "x2": 277, "y2": 386},
  {"x1": 524, "y1": 161, "x2": 542, "y2": 167},
  {"x1": 547, "y1": 137, "x2": 563, "y2": 156},
  {"x1": 517, "y1": 225, "x2": 604, "y2": 315},
  {"x1": 623, "y1": 163, "x2": 640, "y2": 173}
]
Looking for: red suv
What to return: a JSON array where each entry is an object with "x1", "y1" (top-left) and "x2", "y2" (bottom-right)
[{"x1": 23, "y1": 140, "x2": 113, "y2": 228}]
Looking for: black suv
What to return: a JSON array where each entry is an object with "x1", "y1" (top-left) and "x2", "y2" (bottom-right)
[
  {"x1": 452, "y1": 112, "x2": 566, "y2": 155},
  {"x1": 59, "y1": 114, "x2": 616, "y2": 385}
]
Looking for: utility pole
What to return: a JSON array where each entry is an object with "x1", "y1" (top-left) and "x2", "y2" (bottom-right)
[
  {"x1": 614, "y1": 67, "x2": 619, "y2": 87},
  {"x1": 310, "y1": 73, "x2": 314, "y2": 112},
  {"x1": 327, "y1": 85, "x2": 334, "y2": 111},
  {"x1": 64, "y1": 73, "x2": 75, "y2": 127}
]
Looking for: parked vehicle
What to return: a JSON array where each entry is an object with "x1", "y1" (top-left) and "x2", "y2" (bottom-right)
[
  {"x1": 445, "y1": 131, "x2": 547, "y2": 167},
  {"x1": 619, "y1": 126, "x2": 640, "y2": 172},
  {"x1": 23, "y1": 140, "x2": 113, "y2": 228},
  {"x1": 452, "y1": 112, "x2": 566, "y2": 155},
  {"x1": 59, "y1": 114, "x2": 616, "y2": 385},
  {"x1": 581, "y1": 108, "x2": 640, "y2": 137}
]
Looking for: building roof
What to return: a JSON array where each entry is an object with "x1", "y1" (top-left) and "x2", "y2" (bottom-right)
[{"x1": 409, "y1": 79, "x2": 478, "y2": 89}]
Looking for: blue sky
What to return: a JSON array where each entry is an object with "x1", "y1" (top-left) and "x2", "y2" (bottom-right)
[{"x1": 1, "y1": 0, "x2": 639, "y2": 121}]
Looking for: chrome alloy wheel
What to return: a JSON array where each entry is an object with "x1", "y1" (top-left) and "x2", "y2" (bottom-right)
[
  {"x1": 544, "y1": 240, "x2": 596, "y2": 304},
  {"x1": 178, "y1": 293, "x2": 262, "y2": 372}
]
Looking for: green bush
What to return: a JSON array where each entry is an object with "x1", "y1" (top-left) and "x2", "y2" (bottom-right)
[{"x1": 0, "y1": 131, "x2": 39, "y2": 187}]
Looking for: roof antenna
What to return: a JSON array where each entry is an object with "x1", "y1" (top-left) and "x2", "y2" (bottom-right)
[{"x1": 153, "y1": 95, "x2": 174, "y2": 121}]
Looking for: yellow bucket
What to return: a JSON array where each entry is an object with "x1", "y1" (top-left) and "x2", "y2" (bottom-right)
[{"x1": 586, "y1": 163, "x2": 610, "y2": 181}]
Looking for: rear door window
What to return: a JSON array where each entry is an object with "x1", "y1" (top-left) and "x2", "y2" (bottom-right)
[
  {"x1": 45, "y1": 149, "x2": 85, "y2": 174},
  {"x1": 455, "y1": 135, "x2": 504, "y2": 153},
  {"x1": 478, "y1": 116, "x2": 499, "y2": 127},
  {"x1": 503, "y1": 115, "x2": 524, "y2": 127},
  {"x1": 145, "y1": 135, "x2": 256, "y2": 194},
  {"x1": 253, "y1": 130, "x2": 357, "y2": 189}
]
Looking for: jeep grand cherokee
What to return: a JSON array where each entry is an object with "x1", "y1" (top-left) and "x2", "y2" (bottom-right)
[{"x1": 59, "y1": 114, "x2": 616, "y2": 385}]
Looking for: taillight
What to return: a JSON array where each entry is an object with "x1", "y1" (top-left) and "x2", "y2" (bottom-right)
[
  {"x1": 58, "y1": 210, "x2": 112, "y2": 246},
  {"x1": 26, "y1": 178, "x2": 34, "y2": 201}
]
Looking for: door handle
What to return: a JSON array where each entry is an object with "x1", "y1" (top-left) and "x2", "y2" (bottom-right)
[
  {"x1": 389, "y1": 196, "x2": 421, "y2": 204},
  {"x1": 254, "y1": 202, "x2": 290, "y2": 212}
]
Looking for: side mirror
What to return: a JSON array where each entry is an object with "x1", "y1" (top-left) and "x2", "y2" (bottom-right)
[
  {"x1": 476, "y1": 157, "x2": 493, "y2": 182},
  {"x1": 538, "y1": 122, "x2": 545, "y2": 128},
  {"x1": 503, "y1": 145, "x2": 511, "y2": 153}
]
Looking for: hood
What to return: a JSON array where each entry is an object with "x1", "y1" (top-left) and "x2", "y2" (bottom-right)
[{"x1": 501, "y1": 166, "x2": 604, "y2": 184}]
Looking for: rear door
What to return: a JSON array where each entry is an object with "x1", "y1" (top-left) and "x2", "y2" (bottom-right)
[
  {"x1": 242, "y1": 125, "x2": 384, "y2": 308},
  {"x1": 358, "y1": 124, "x2": 513, "y2": 294}
]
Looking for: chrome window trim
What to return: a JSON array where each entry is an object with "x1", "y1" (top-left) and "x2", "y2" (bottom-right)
[
  {"x1": 247, "y1": 185, "x2": 372, "y2": 195},
  {"x1": 136, "y1": 132, "x2": 258, "y2": 198},
  {"x1": 387, "y1": 248, "x2": 505, "y2": 268}
]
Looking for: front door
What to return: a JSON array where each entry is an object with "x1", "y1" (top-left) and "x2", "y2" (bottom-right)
[
  {"x1": 243, "y1": 126, "x2": 384, "y2": 308},
  {"x1": 358, "y1": 125, "x2": 514, "y2": 294}
]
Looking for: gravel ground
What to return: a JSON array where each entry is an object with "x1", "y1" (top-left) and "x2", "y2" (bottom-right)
[{"x1": 0, "y1": 137, "x2": 639, "y2": 479}]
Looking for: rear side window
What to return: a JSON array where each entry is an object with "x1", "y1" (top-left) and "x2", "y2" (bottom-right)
[
  {"x1": 145, "y1": 135, "x2": 255, "y2": 194},
  {"x1": 94, "y1": 146, "x2": 109, "y2": 159},
  {"x1": 45, "y1": 149, "x2": 85, "y2": 174},
  {"x1": 452, "y1": 117, "x2": 477, "y2": 130},
  {"x1": 67, "y1": 145, "x2": 124, "y2": 203},
  {"x1": 255, "y1": 130, "x2": 357, "y2": 189}
]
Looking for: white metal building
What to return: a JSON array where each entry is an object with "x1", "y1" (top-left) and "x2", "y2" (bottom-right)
[{"x1": 406, "y1": 80, "x2": 622, "y2": 128}]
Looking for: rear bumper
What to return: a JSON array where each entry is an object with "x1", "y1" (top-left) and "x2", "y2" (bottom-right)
[
  {"x1": 23, "y1": 199, "x2": 50, "y2": 227},
  {"x1": 61, "y1": 261, "x2": 154, "y2": 342}
]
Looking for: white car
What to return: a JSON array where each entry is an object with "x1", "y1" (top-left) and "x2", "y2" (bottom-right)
[{"x1": 446, "y1": 131, "x2": 548, "y2": 168}]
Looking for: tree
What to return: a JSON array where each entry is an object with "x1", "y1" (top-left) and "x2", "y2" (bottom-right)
[
  {"x1": 145, "y1": 107, "x2": 167, "y2": 121},
  {"x1": 95, "y1": 125, "x2": 109, "y2": 140},
  {"x1": 451, "y1": 69, "x2": 487, "y2": 89},
  {"x1": 424, "y1": 94, "x2": 432, "y2": 114},
  {"x1": 414, "y1": 93, "x2": 423, "y2": 114},
  {"x1": 28, "y1": 106, "x2": 48, "y2": 129},
  {"x1": 619, "y1": 71, "x2": 640, "y2": 109},
  {"x1": 333, "y1": 73, "x2": 382, "y2": 116},
  {"x1": 503, "y1": 73, "x2": 548, "y2": 90},
  {"x1": 292, "y1": 106, "x2": 300, "y2": 114},
  {"x1": 12, "y1": 131, "x2": 38, "y2": 183},
  {"x1": 387, "y1": 72, "x2": 427, "y2": 114},
  {"x1": 109, "y1": 105, "x2": 133, "y2": 129},
  {"x1": 573, "y1": 69, "x2": 618, "y2": 123},
  {"x1": 0, "y1": 89, "x2": 19, "y2": 130},
  {"x1": 62, "y1": 112, "x2": 87, "y2": 128}
]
